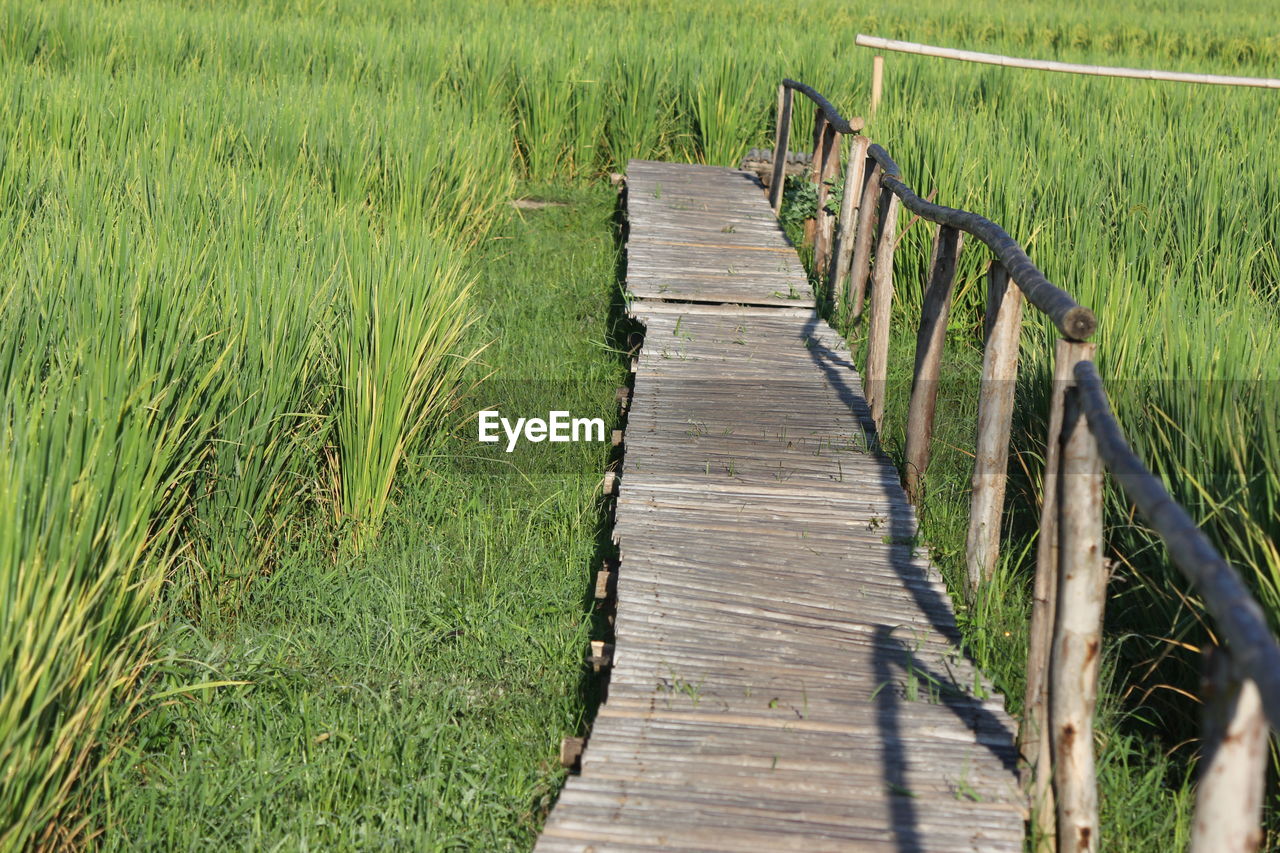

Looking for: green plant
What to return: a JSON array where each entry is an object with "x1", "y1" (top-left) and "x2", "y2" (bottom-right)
[{"x1": 779, "y1": 175, "x2": 818, "y2": 230}]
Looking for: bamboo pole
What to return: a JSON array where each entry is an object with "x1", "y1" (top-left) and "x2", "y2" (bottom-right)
[
  {"x1": 871, "y1": 55, "x2": 884, "y2": 114},
  {"x1": 804, "y1": 110, "x2": 828, "y2": 248},
  {"x1": 855, "y1": 34, "x2": 1280, "y2": 90},
  {"x1": 964, "y1": 262, "x2": 1025, "y2": 593},
  {"x1": 829, "y1": 136, "x2": 871, "y2": 315},
  {"x1": 769, "y1": 85, "x2": 793, "y2": 215},
  {"x1": 1021, "y1": 339, "x2": 1093, "y2": 851},
  {"x1": 814, "y1": 123, "x2": 842, "y2": 275},
  {"x1": 845, "y1": 161, "x2": 882, "y2": 323},
  {"x1": 903, "y1": 224, "x2": 962, "y2": 504},
  {"x1": 1190, "y1": 648, "x2": 1268, "y2": 853},
  {"x1": 1050, "y1": 385, "x2": 1105, "y2": 853},
  {"x1": 864, "y1": 188, "x2": 900, "y2": 432}
]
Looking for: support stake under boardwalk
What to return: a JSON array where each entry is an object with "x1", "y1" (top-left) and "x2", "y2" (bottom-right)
[
  {"x1": 559, "y1": 736, "x2": 585, "y2": 770},
  {"x1": 588, "y1": 641, "x2": 614, "y2": 673}
]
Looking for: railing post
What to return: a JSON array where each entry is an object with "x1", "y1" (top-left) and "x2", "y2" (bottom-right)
[
  {"x1": 903, "y1": 224, "x2": 963, "y2": 503},
  {"x1": 804, "y1": 109, "x2": 829, "y2": 248},
  {"x1": 828, "y1": 135, "x2": 871, "y2": 315},
  {"x1": 814, "y1": 124, "x2": 841, "y2": 277},
  {"x1": 864, "y1": 187, "x2": 900, "y2": 433},
  {"x1": 964, "y1": 262, "x2": 1025, "y2": 593},
  {"x1": 1190, "y1": 648, "x2": 1268, "y2": 853},
  {"x1": 871, "y1": 55, "x2": 884, "y2": 115},
  {"x1": 845, "y1": 159, "x2": 882, "y2": 324},
  {"x1": 769, "y1": 84, "x2": 793, "y2": 215},
  {"x1": 1051, "y1": 381, "x2": 1105, "y2": 853},
  {"x1": 1021, "y1": 338, "x2": 1093, "y2": 852}
]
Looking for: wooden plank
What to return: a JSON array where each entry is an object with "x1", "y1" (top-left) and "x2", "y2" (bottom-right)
[{"x1": 560, "y1": 736, "x2": 585, "y2": 768}]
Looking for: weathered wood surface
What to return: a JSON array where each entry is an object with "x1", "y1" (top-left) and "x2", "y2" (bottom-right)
[
  {"x1": 964, "y1": 263, "x2": 1025, "y2": 593},
  {"x1": 1050, "y1": 385, "x2": 1106, "y2": 853},
  {"x1": 829, "y1": 135, "x2": 872, "y2": 306},
  {"x1": 624, "y1": 160, "x2": 814, "y2": 307},
  {"x1": 536, "y1": 160, "x2": 1024, "y2": 852},
  {"x1": 903, "y1": 224, "x2": 963, "y2": 504}
]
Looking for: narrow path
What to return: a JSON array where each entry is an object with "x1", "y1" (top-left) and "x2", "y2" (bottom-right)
[{"x1": 537, "y1": 160, "x2": 1025, "y2": 852}]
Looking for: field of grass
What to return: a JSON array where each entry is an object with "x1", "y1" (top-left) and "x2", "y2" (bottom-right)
[
  {"x1": 1, "y1": 0, "x2": 1276, "y2": 849},
  {"x1": 85, "y1": 185, "x2": 624, "y2": 850}
]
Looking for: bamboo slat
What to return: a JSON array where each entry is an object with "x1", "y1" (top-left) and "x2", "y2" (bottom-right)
[{"x1": 536, "y1": 160, "x2": 1025, "y2": 852}]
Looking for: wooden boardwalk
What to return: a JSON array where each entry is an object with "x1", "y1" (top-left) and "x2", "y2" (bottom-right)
[{"x1": 536, "y1": 160, "x2": 1025, "y2": 851}]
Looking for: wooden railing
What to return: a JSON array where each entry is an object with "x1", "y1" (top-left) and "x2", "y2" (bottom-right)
[{"x1": 771, "y1": 80, "x2": 1280, "y2": 853}]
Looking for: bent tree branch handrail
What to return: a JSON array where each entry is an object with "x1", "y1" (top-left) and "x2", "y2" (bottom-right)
[
  {"x1": 772, "y1": 79, "x2": 1280, "y2": 853},
  {"x1": 1074, "y1": 361, "x2": 1280, "y2": 731},
  {"x1": 868, "y1": 147, "x2": 1096, "y2": 341},
  {"x1": 781, "y1": 79, "x2": 866, "y2": 135},
  {"x1": 777, "y1": 81, "x2": 1094, "y2": 341}
]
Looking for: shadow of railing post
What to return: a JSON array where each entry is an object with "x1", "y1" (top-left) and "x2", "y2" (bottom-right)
[{"x1": 872, "y1": 619, "x2": 1021, "y2": 853}]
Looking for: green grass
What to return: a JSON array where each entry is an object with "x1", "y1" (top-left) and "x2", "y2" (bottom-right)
[
  {"x1": 3, "y1": 0, "x2": 1279, "y2": 847},
  {"x1": 92, "y1": 183, "x2": 624, "y2": 850}
]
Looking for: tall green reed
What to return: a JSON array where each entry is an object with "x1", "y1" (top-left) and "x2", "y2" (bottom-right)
[
  {"x1": 0, "y1": 243, "x2": 231, "y2": 849},
  {"x1": 332, "y1": 232, "x2": 477, "y2": 545}
]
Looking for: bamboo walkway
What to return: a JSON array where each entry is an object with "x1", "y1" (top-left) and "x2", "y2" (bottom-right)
[{"x1": 535, "y1": 160, "x2": 1025, "y2": 851}]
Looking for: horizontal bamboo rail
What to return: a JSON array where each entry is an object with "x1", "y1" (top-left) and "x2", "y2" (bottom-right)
[
  {"x1": 770, "y1": 80, "x2": 1280, "y2": 853},
  {"x1": 855, "y1": 34, "x2": 1280, "y2": 90}
]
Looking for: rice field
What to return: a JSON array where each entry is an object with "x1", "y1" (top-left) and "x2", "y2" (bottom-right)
[{"x1": 1, "y1": 0, "x2": 1277, "y2": 848}]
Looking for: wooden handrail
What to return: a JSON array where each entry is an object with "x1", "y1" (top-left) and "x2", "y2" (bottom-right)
[
  {"x1": 771, "y1": 79, "x2": 1280, "y2": 853},
  {"x1": 868, "y1": 148, "x2": 1096, "y2": 341},
  {"x1": 769, "y1": 83, "x2": 1095, "y2": 340},
  {"x1": 1073, "y1": 360, "x2": 1280, "y2": 728},
  {"x1": 781, "y1": 79, "x2": 866, "y2": 135}
]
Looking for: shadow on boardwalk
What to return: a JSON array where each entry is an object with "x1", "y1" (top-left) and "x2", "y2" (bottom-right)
[{"x1": 803, "y1": 314, "x2": 1019, "y2": 852}]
